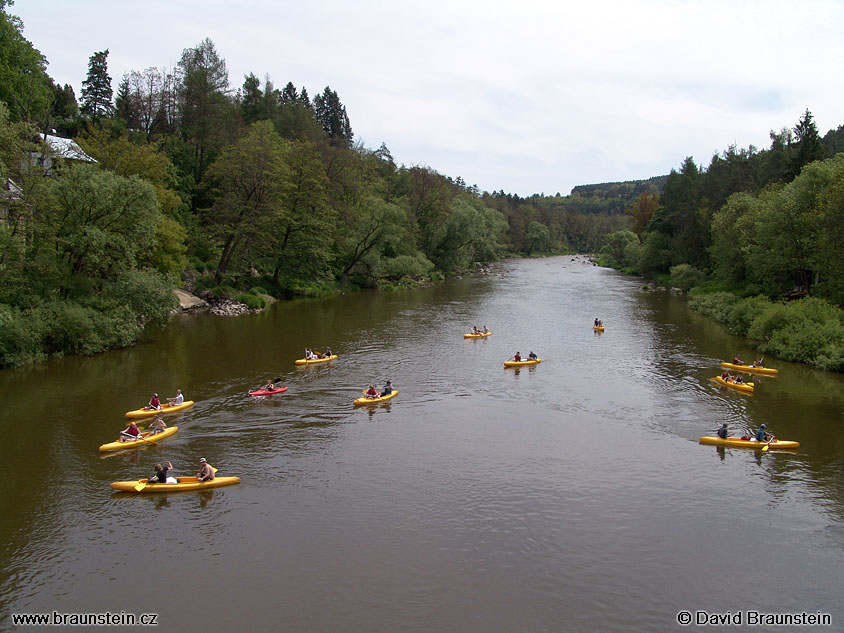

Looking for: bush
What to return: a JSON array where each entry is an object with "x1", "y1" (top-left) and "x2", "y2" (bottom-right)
[
  {"x1": 726, "y1": 295, "x2": 772, "y2": 337},
  {"x1": 687, "y1": 292, "x2": 738, "y2": 323},
  {"x1": 0, "y1": 304, "x2": 48, "y2": 368},
  {"x1": 669, "y1": 264, "x2": 705, "y2": 291},
  {"x1": 235, "y1": 292, "x2": 266, "y2": 310}
]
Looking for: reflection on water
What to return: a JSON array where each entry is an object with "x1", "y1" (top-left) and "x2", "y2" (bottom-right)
[{"x1": 1, "y1": 256, "x2": 844, "y2": 632}]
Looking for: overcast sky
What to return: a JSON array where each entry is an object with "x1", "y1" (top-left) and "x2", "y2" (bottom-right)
[{"x1": 11, "y1": 0, "x2": 844, "y2": 196}]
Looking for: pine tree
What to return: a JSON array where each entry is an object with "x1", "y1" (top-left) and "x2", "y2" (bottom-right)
[
  {"x1": 80, "y1": 49, "x2": 114, "y2": 120},
  {"x1": 280, "y1": 82, "x2": 298, "y2": 104},
  {"x1": 313, "y1": 86, "x2": 352, "y2": 146}
]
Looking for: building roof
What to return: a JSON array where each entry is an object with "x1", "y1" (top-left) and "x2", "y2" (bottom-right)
[{"x1": 42, "y1": 134, "x2": 97, "y2": 163}]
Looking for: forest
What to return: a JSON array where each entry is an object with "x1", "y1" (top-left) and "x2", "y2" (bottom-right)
[{"x1": 2, "y1": 0, "x2": 843, "y2": 369}]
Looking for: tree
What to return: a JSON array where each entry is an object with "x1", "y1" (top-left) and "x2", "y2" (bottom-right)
[
  {"x1": 202, "y1": 120, "x2": 289, "y2": 278},
  {"x1": 313, "y1": 86, "x2": 353, "y2": 146},
  {"x1": 240, "y1": 73, "x2": 263, "y2": 124},
  {"x1": 45, "y1": 164, "x2": 161, "y2": 297},
  {"x1": 80, "y1": 50, "x2": 114, "y2": 120},
  {"x1": 178, "y1": 38, "x2": 231, "y2": 183},
  {"x1": 624, "y1": 191, "x2": 659, "y2": 235},
  {"x1": 271, "y1": 139, "x2": 334, "y2": 286},
  {"x1": 791, "y1": 109, "x2": 825, "y2": 178},
  {"x1": 0, "y1": 1, "x2": 52, "y2": 123}
]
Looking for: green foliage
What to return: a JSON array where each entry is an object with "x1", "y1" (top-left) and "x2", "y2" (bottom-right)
[
  {"x1": 687, "y1": 291, "x2": 739, "y2": 323},
  {"x1": 0, "y1": 303, "x2": 47, "y2": 367},
  {"x1": 600, "y1": 230, "x2": 639, "y2": 269},
  {"x1": 689, "y1": 292, "x2": 844, "y2": 372},
  {"x1": 80, "y1": 50, "x2": 114, "y2": 120},
  {"x1": 374, "y1": 254, "x2": 435, "y2": 281},
  {"x1": 668, "y1": 264, "x2": 705, "y2": 291},
  {"x1": 0, "y1": 3, "x2": 53, "y2": 124},
  {"x1": 235, "y1": 292, "x2": 266, "y2": 310},
  {"x1": 725, "y1": 295, "x2": 771, "y2": 336}
]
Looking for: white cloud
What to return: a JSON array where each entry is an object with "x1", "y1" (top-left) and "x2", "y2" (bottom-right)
[{"x1": 12, "y1": 0, "x2": 844, "y2": 195}]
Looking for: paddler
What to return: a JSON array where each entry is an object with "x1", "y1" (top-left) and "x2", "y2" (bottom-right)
[
  {"x1": 197, "y1": 458, "x2": 215, "y2": 482},
  {"x1": 379, "y1": 380, "x2": 393, "y2": 397},
  {"x1": 717, "y1": 423, "x2": 729, "y2": 439},
  {"x1": 119, "y1": 421, "x2": 141, "y2": 442},
  {"x1": 145, "y1": 393, "x2": 162, "y2": 411},
  {"x1": 754, "y1": 424, "x2": 769, "y2": 442},
  {"x1": 167, "y1": 389, "x2": 184, "y2": 406},
  {"x1": 365, "y1": 384, "x2": 379, "y2": 399},
  {"x1": 147, "y1": 461, "x2": 176, "y2": 484},
  {"x1": 148, "y1": 415, "x2": 167, "y2": 435}
]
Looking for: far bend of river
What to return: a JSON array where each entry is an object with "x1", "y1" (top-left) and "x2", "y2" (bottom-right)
[{"x1": 2, "y1": 256, "x2": 844, "y2": 633}]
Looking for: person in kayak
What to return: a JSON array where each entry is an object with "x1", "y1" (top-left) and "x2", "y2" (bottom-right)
[
  {"x1": 717, "y1": 423, "x2": 729, "y2": 439},
  {"x1": 365, "y1": 384, "x2": 379, "y2": 398},
  {"x1": 754, "y1": 424, "x2": 769, "y2": 442},
  {"x1": 380, "y1": 380, "x2": 393, "y2": 397},
  {"x1": 483, "y1": 325, "x2": 489, "y2": 334},
  {"x1": 262, "y1": 379, "x2": 275, "y2": 391},
  {"x1": 752, "y1": 357, "x2": 764, "y2": 367},
  {"x1": 528, "y1": 351, "x2": 538, "y2": 361},
  {"x1": 148, "y1": 415, "x2": 167, "y2": 435},
  {"x1": 119, "y1": 421, "x2": 141, "y2": 442},
  {"x1": 148, "y1": 461, "x2": 176, "y2": 484},
  {"x1": 323, "y1": 346, "x2": 332, "y2": 358},
  {"x1": 145, "y1": 393, "x2": 162, "y2": 411},
  {"x1": 197, "y1": 458, "x2": 215, "y2": 482},
  {"x1": 733, "y1": 374, "x2": 744, "y2": 384},
  {"x1": 513, "y1": 352, "x2": 521, "y2": 362},
  {"x1": 721, "y1": 371, "x2": 731, "y2": 380},
  {"x1": 167, "y1": 389, "x2": 184, "y2": 406},
  {"x1": 733, "y1": 355, "x2": 744, "y2": 365}
]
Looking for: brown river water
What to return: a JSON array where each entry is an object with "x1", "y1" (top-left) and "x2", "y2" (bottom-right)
[{"x1": 1, "y1": 256, "x2": 843, "y2": 632}]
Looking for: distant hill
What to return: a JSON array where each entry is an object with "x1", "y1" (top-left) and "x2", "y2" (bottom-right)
[{"x1": 561, "y1": 175, "x2": 668, "y2": 215}]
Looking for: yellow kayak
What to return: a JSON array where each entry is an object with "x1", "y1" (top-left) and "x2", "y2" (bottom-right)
[
  {"x1": 110, "y1": 475, "x2": 240, "y2": 493},
  {"x1": 464, "y1": 331, "x2": 492, "y2": 338},
  {"x1": 593, "y1": 325, "x2": 605, "y2": 332},
  {"x1": 711, "y1": 376, "x2": 754, "y2": 393},
  {"x1": 699, "y1": 436, "x2": 799, "y2": 450},
  {"x1": 354, "y1": 390, "x2": 399, "y2": 405},
  {"x1": 295, "y1": 354, "x2": 338, "y2": 365},
  {"x1": 99, "y1": 426, "x2": 179, "y2": 452},
  {"x1": 125, "y1": 400, "x2": 194, "y2": 418},
  {"x1": 504, "y1": 358, "x2": 541, "y2": 367},
  {"x1": 719, "y1": 362, "x2": 778, "y2": 375}
]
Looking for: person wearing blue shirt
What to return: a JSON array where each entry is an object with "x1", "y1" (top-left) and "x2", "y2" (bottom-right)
[{"x1": 755, "y1": 424, "x2": 768, "y2": 442}]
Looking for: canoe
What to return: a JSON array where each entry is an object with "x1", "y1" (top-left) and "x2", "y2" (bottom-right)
[
  {"x1": 503, "y1": 358, "x2": 541, "y2": 367},
  {"x1": 248, "y1": 387, "x2": 289, "y2": 396},
  {"x1": 99, "y1": 426, "x2": 179, "y2": 452},
  {"x1": 125, "y1": 400, "x2": 195, "y2": 418},
  {"x1": 593, "y1": 325, "x2": 605, "y2": 332},
  {"x1": 464, "y1": 331, "x2": 492, "y2": 338},
  {"x1": 710, "y1": 376, "x2": 754, "y2": 393},
  {"x1": 354, "y1": 389, "x2": 399, "y2": 405},
  {"x1": 719, "y1": 362, "x2": 778, "y2": 375},
  {"x1": 699, "y1": 436, "x2": 799, "y2": 450},
  {"x1": 295, "y1": 354, "x2": 338, "y2": 365},
  {"x1": 110, "y1": 475, "x2": 241, "y2": 493}
]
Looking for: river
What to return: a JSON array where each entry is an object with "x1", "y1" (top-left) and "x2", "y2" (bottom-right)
[{"x1": 1, "y1": 256, "x2": 843, "y2": 632}]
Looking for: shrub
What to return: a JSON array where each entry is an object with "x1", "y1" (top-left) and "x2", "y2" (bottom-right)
[
  {"x1": 669, "y1": 264, "x2": 705, "y2": 291},
  {"x1": 726, "y1": 295, "x2": 772, "y2": 337},
  {"x1": 235, "y1": 292, "x2": 266, "y2": 310},
  {"x1": 0, "y1": 304, "x2": 48, "y2": 368},
  {"x1": 687, "y1": 291, "x2": 738, "y2": 323}
]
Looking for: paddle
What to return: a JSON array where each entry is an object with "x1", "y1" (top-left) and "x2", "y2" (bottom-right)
[{"x1": 761, "y1": 434, "x2": 775, "y2": 452}]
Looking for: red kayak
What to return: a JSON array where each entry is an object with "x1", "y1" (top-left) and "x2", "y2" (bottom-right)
[{"x1": 248, "y1": 387, "x2": 289, "y2": 396}]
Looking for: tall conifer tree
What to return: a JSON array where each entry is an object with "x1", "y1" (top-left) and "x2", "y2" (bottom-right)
[{"x1": 80, "y1": 49, "x2": 114, "y2": 120}]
